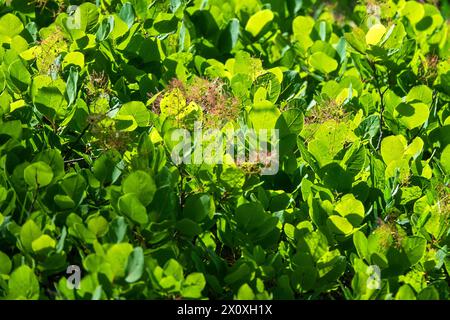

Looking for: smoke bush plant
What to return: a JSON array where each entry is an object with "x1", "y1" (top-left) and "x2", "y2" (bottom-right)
[{"x1": 0, "y1": 0, "x2": 449, "y2": 300}]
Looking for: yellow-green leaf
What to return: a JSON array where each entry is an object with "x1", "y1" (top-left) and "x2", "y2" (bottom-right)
[{"x1": 365, "y1": 23, "x2": 387, "y2": 45}]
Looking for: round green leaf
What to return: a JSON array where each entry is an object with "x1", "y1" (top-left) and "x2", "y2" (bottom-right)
[
  {"x1": 309, "y1": 52, "x2": 338, "y2": 74},
  {"x1": 24, "y1": 161, "x2": 54, "y2": 189},
  {"x1": 400, "y1": 1, "x2": 425, "y2": 23},
  {"x1": 31, "y1": 234, "x2": 56, "y2": 254},
  {"x1": 327, "y1": 215, "x2": 354, "y2": 235},
  {"x1": 236, "y1": 283, "x2": 255, "y2": 300},
  {"x1": 292, "y1": 16, "x2": 315, "y2": 50},
  {"x1": 334, "y1": 194, "x2": 365, "y2": 226},
  {"x1": 122, "y1": 170, "x2": 156, "y2": 206},
  {"x1": 249, "y1": 100, "x2": 281, "y2": 130},
  {"x1": 20, "y1": 220, "x2": 42, "y2": 252},
  {"x1": 62, "y1": 52, "x2": 85, "y2": 70},
  {"x1": 406, "y1": 85, "x2": 433, "y2": 104},
  {"x1": 441, "y1": 145, "x2": 450, "y2": 174},
  {"x1": 181, "y1": 273, "x2": 206, "y2": 298},
  {"x1": 183, "y1": 194, "x2": 215, "y2": 222},
  {"x1": 245, "y1": 9, "x2": 274, "y2": 38},
  {"x1": 118, "y1": 193, "x2": 148, "y2": 225},
  {"x1": 381, "y1": 135, "x2": 407, "y2": 165},
  {"x1": 87, "y1": 216, "x2": 109, "y2": 237},
  {"x1": 106, "y1": 243, "x2": 133, "y2": 278},
  {"x1": 8, "y1": 265, "x2": 40, "y2": 300},
  {"x1": 0, "y1": 251, "x2": 12, "y2": 275},
  {"x1": 175, "y1": 218, "x2": 202, "y2": 237},
  {"x1": 0, "y1": 13, "x2": 24, "y2": 38},
  {"x1": 365, "y1": 23, "x2": 386, "y2": 45},
  {"x1": 395, "y1": 102, "x2": 429, "y2": 130},
  {"x1": 117, "y1": 101, "x2": 150, "y2": 128}
]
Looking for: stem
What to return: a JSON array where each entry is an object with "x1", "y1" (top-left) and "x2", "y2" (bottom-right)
[
  {"x1": 72, "y1": 124, "x2": 91, "y2": 146},
  {"x1": 19, "y1": 191, "x2": 30, "y2": 223},
  {"x1": 64, "y1": 158, "x2": 85, "y2": 164},
  {"x1": 28, "y1": 189, "x2": 39, "y2": 216},
  {"x1": 369, "y1": 61, "x2": 387, "y2": 150},
  {"x1": 178, "y1": 163, "x2": 186, "y2": 208}
]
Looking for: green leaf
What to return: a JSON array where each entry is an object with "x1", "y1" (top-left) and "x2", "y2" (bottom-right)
[
  {"x1": 276, "y1": 108, "x2": 304, "y2": 137},
  {"x1": 309, "y1": 52, "x2": 338, "y2": 74},
  {"x1": 236, "y1": 283, "x2": 255, "y2": 300},
  {"x1": 219, "y1": 18, "x2": 240, "y2": 52},
  {"x1": 118, "y1": 193, "x2": 148, "y2": 225},
  {"x1": 224, "y1": 263, "x2": 252, "y2": 285},
  {"x1": 175, "y1": 218, "x2": 202, "y2": 238},
  {"x1": 106, "y1": 243, "x2": 133, "y2": 278},
  {"x1": 0, "y1": 120, "x2": 22, "y2": 139},
  {"x1": 20, "y1": 220, "x2": 42, "y2": 252},
  {"x1": 292, "y1": 16, "x2": 315, "y2": 50},
  {"x1": 35, "y1": 149, "x2": 65, "y2": 179},
  {"x1": 74, "y1": 2, "x2": 100, "y2": 32},
  {"x1": 8, "y1": 265, "x2": 40, "y2": 300},
  {"x1": 96, "y1": 15, "x2": 114, "y2": 41},
  {"x1": 32, "y1": 83, "x2": 67, "y2": 120},
  {"x1": 365, "y1": 23, "x2": 386, "y2": 45},
  {"x1": 406, "y1": 85, "x2": 433, "y2": 104},
  {"x1": 87, "y1": 216, "x2": 109, "y2": 237},
  {"x1": 344, "y1": 27, "x2": 366, "y2": 53},
  {"x1": 93, "y1": 150, "x2": 122, "y2": 184},
  {"x1": 402, "y1": 236, "x2": 426, "y2": 266},
  {"x1": 24, "y1": 161, "x2": 54, "y2": 189},
  {"x1": 108, "y1": 217, "x2": 127, "y2": 243},
  {"x1": 252, "y1": 72, "x2": 281, "y2": 104},
  {"x1": 381, "y1": 135, "x2": 407, "y2": 165},
  {"x1": 353, "y1": 231, "x2": 369, "y2": 261},
  {"x1": 62, "y1": 52, "x2": 85, "y2": 70},
  {"x1": 183, "y1": 194, "x2": 215, "y2": 222},
  {"x1": 181, "y1": 273, "x2": 206, "y2": 298},
  {"x1": 117, "y1": 101, "x2": 150, "y2": 127},
  {"x1": 125, "y1": 247, "x2": 145, "y2": 283},
  {"x1": 403, "y1": 137, "x2": 424, "y2": 160},
  {"x1": 122, "y1": 170, "x2": 157, "y2": 206},
  {"x1": 327, "y1": 215, "x2": 354, "y2": 235},
  {"x1": 395, "y1": 284, "x2": 416, "y2": 300},
  {"x1": 31, "y1": 234, "x2": 56, "y2": 254},
  {"x1": 0, "y1": 13, "x2": 24, "y2": 38},
  {"x1": 382, "y1": 22, "x2": 406, "y2": 49},
  {"x1": 59, "y1": 173, "x2": 87, "y2": 207},
  {"x1": 400, "y1": 1, "x2": 425, "y2": 23},
  {"x1": 164, "y1": 259, "x2": 184, "y2": 281},
  {"x1": 249, "y1": 100, "x2": 281, "y2": 130},
  {"x1": 417, "y1": 286, "x2": 439, "y2": 300},
  {"x1": 245, "y1": 9, "x2": 274, "y2": 37},
  {"x1": 441, "y1": 145, "x2": 450, "y2": 174},
  {"x1": 119, "y1": 3, "x2": 135, "y2": 28},
  {"x1": 334, "y1": 194, "x2": 365, "y2": 226},
  {"x1": 395, "y1": 102, "x2": 429, "y2": 130},
  {"x1": 0, "y1": 251, "x2": 12, "y2": 275},
  {"x1": 8, "y1": 57, "x2": 31, "y2": 92},
  {"x1": 66, "y1": 67, "x2": 78, "y2": 107}
]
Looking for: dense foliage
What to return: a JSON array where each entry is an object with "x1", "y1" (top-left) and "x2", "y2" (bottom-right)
[{"x1": 0, "y1": 0, "x2": 449, "y2": 300}]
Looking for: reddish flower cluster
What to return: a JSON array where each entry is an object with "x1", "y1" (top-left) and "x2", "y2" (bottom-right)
[
  {"x1": 304, "y1": 97, "x2": 349, "y2": 125},
  {"x1": 418, "y1": 54, "x2": 439, "y2": 86},
  {"x1": 235, "y1": 150, "x2": 278, "y2": 175},
  {"x1": 151, "y1": 77, "x2": 241, "y2": 129}
]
